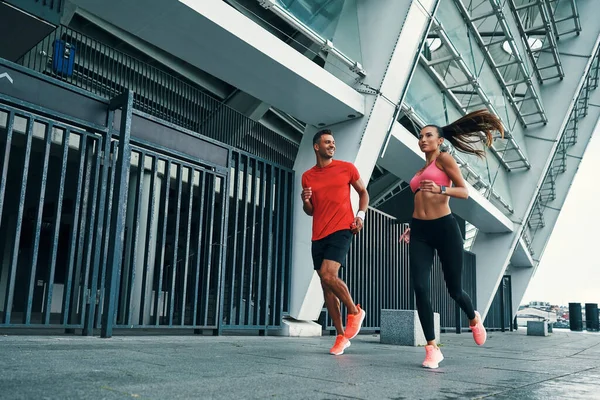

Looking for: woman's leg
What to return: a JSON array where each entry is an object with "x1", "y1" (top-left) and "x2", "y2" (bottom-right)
[
  {"x1": 410, "y1": 238, "x2": 436, "y2": 343},
  {"x1": 436, "y1": 218, "x2": 476, "y2": 321}
]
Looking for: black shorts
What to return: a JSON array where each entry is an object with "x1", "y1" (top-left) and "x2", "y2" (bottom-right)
[{"x1": 311, "y1": 229, "x2": 353, "y2": 270}]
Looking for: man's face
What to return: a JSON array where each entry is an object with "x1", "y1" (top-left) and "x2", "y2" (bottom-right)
[{"x1": 314, "y1": 134, "x2": 335, "y2": 159}]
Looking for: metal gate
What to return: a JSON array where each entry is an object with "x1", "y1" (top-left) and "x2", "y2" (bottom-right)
[
  {"x1": 0, "y1": 55, "x2": 295, "y2": 336},
  {"x1": 0, "y1": 92, "x2": 232, "y2": 336},
  {"x1": 0, "y1": 80, "x2": 293, "y2": 337},
  {"x1": 0, "y1": 101, "x2": 112, "y2": 330}
]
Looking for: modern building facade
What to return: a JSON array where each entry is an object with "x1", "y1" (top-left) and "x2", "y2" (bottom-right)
[{"x1": 0, "y1": 0, "x2": 598, "y2": 336}]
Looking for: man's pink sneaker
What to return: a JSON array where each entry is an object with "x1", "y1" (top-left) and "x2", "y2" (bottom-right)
[
  {"x1": 471, "y1": 311, "x2": 487, "y2": 346},
  {"x1": 344, "y1": 304, "x2": 366, "y2": 339},
  {"x1": 422, "y1": 345, "x2": 444, "y2": 369}
]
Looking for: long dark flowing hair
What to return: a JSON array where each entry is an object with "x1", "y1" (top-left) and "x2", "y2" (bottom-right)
[{"x1": 427, "y1": 110, "x2": 505, "y2": 157}]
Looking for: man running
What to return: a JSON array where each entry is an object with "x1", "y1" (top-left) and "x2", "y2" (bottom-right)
[{"x1": 301, "y1": 129, "x2": 368, "y2": 355}]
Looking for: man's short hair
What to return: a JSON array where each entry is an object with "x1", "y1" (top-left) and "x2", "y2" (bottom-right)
[{"x1": 313, "y1": 129, "x2": 333, "y2": 145}]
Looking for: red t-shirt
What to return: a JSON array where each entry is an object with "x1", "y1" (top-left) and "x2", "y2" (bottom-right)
[{"x1": 302, "y1": 159, "x2": 360, "y2": 241}]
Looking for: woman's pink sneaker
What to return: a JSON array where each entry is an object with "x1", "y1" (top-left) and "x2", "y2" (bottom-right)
[
  {"x1": 471, "y1": 311, "x2": 487, "y2": 346},
  {"x1": 422, "y1": 345, "x2": 444, "y2": 369}
]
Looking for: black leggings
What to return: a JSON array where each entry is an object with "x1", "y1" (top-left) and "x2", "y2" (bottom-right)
[{"x1": 410, "y1": 214, "x2": 476, "y2": 341}]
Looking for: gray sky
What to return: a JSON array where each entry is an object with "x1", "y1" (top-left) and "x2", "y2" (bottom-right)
[{"x1": 522, "y1": 120, "x2": 600, "y2": 306}]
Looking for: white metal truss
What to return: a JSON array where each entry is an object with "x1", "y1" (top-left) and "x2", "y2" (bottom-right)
[
  {"x1": 546, "y1": 0, "x2": 582, "y2": 38},
  {"x1": 507, "y1": 0, "x2": 564, "y2": 82},
  {"x1": 371, "y1": 180, "x2": 411, "y2": 208},
  {"x1": 258, "y1": 0, "x2": 366, "y2": 77},
  {"x1": 421, "y1": 19, "x2": 531, "y2": 172},
  {"x1": 454, "y1": 0, "x2": 548, "y2": 127},
  {"x1": 520, "y1": 44, "x2": 600, "y2": 255},
  {"x1": 521, "y1": 223, "x2": 535, "y2": 254},
  {"x1": 464, "y1": 221, "x2": 479, "y2": 251}
]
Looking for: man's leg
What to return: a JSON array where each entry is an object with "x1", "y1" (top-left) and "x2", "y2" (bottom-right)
[
  {"x1": 321, "y1": 281, "x2": 343, "y2": 336},
  {"x1": 318, "y1": 260, "x2": 358, "y2": 315},
  {"x1": 318, "y1": 260, "x2": 356, "y2": 355}
]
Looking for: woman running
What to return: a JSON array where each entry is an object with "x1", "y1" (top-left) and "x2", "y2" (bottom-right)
[{"x1": 399, "y1": 110, "x2": 504, "y2": 369}]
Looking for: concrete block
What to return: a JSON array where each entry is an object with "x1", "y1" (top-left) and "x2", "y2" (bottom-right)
[
  {"x1": 380, "y1": 309, "x2": 440, "y2": 346},
  {"x1": 527, "y1": 320, "x2": 549, "y2": 336},
  {"x1": 278, "y1": 317, "x2": 322, "y2": 337}
]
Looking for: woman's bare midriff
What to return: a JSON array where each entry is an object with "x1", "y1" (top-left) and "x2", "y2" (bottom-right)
[{"x1": 412, "y1": 191, "x2": 451, "y2": 220}]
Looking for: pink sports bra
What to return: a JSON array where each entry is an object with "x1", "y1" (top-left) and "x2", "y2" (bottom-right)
[{"x1": 409, "y1": 158, "x2": 452, "y2": 193}]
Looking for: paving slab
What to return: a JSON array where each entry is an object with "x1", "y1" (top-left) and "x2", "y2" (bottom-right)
[{"x1": 0, "y1": 328, "x2": 599, "y2": 399}]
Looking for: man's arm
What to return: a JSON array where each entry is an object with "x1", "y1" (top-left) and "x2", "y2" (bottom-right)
[
  {"x1": 350, "y1": 178, "x2": 369, "y2": 233},
  {"x1": 301, "y1": 186, "x2": 314, "y2": 216},
  {"x1": 351, "y1": 178, "x2": 369, "y2": 214}
]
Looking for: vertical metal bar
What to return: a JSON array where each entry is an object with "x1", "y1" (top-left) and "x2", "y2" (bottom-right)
[
  {"x1": 186, "y1": 84, "x2": 192, "y2": 129},
  {"x1": 253, "y1": 161, "x2": 265, "y2": 326},
  {"x1": 259, "y1": 164, "x2": 274, "y2": 327},
  {"x1": 101, "y1": 91, "x2": 133, "y2": 338},
  {"x1": 138, "y1": 155, "x2": 158, "y2": 325},
  {"x1": 153, "y1": 159, "x2": 170, "y2": 326},
  {"x1": 43, "y1": 128, "x2": 70, "y2": 325},
  {"x1": 180, "y1": 167, "x2": 194, "y2": 326},
  {"x1": 61, "y1": 133, "x2": 87, "y2": 326},
  {"x1": 168, "y1": 164, "x2": 183, "y2": 326},
  {"x1": 455, "y1": 301, "x2": 462, "y2": 334},
  {"x1": 508, "y1": 276, "x2": 513, "y2": 332},
  {"x1": 96, "y1": 140, "x2": 117, "y2": 329},
  {"x1": 192, "y1": 171, "x2": 206, "y2": 327},
  {"x1": 101, "y1": 40, "x2": 108, "y2": 97},
  {"x1": 244, "y1": 159, "x2": 257, "y2": 326},
  {"x1": 216, "y1": 170, "x2": 230, "y2": 334},
  {"x1": 78, "y1": 136, "x2": 103, "y2": 327},
  {"x1": 500, "y1": 277, "x2": 506, "y2": 332},
  {"x1": 227, "y1": 154, "x2": 240, "y2": 326},
  {"x1": 271, "y1": 168, "x2": 282, "y2": 325},
  {"x1": 68, "y1": 135, "x2": 95, "y2": 327},
  {"x1": 237, "y1": 155, "x2": 249, "y2": 325},
  {"x1": 91, "y1": 35, "x2": 99, "y2": 94},
  {"x1": 279, "y1": 170, "x2": 291, "y2": 321},
  {"x1": 203, "y1": 174, "x2": 217, "y2": 326},
  {"x1": 84, "y1": 133, "x2": 111, "y2": 335},
  {"x1": 264, "y1": 166, "x2": 274, "y2": 326},
  {"x1": 24, "y1": 121, "x2": 53, "y2": 324},
  {"x1": 3, "y1": 116, "x2": 34, "y2": 324},
  {"x1": 0, "y1": 111, "x2": 15, "y2": 230},
  {"x1": 126, "y1": 151, "x2": 145, "y2": 326}
]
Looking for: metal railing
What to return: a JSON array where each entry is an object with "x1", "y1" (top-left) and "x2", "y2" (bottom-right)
[{"x1": 17, "y1": 25, "x2": 299, "y2": 168}]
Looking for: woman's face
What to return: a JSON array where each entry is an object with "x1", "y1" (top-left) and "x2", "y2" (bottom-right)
[{"x1": 418, "y1": 126, "x2": 444, "y2": 153}]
